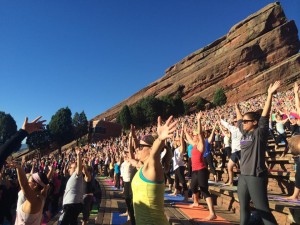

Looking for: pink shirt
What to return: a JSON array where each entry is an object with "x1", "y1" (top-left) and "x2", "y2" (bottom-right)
[{"x1": 191, "y1": 145, "x2": 206, "y2": 171}]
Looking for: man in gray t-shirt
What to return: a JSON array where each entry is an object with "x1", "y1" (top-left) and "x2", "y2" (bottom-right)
[{"x1": 59, "y1": 147, "x2": 83, "y2": 225}]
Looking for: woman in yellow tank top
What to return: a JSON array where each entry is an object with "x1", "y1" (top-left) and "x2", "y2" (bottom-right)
[{"x1": 131, "y1": 116, "x2": 177, "y2": 225}]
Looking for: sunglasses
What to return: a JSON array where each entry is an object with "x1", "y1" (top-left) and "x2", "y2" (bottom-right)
[
  {"x1": 138, "y1": 143, "x2": 152, "y2": 150},
  {"x1": 242, "y1": 120, "x2": 254, "y2": 124}
]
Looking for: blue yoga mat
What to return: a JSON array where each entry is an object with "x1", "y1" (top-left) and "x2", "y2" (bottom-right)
[
  {"x1": 111, "y1": 212, "x2": 128, "y2": 225},
  {"x1": 164, "y1": 193, "x2": 186, "y2": 202}
]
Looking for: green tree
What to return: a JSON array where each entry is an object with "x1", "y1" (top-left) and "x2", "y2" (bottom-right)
[
  {"x1": 184, "y1": 103, "x2": 190, "y2": 115},
  {"x1": 196, "y1": 97, "x2": 206, "y2": 110},
  {"x1": 130, "y1": 104, "x2": 146, "y2": 128},
  {"x1": 26, "y1": 128, "x2": 51, "y2": 155},
  {"x1": 73, "y1": 111, "x2": 88, "y2": 144},
  {"x1": 117, "y1": 105, "x2": 132, "y2": 130},
  {"x1": 173, "y1": 94, "x2": 185, "y2": 117},
  {"x1": 213, "y1": 88, "x2": 227, "y2": 106},
  {"x1": 159, "y1": 95, "x2": 174, "y2": 119},
  {"x1": 176, "y1": 84, "x2": 185, "y2": 98},
  {"x1": 0, "y1": 112, "x2": 18, "y2": 146},
  {"x1": 140, "y1": 96, "x2": 160, "y2": 124},
  {"x1": 48, "y1": 107, "x2": 74, "y2": 152}
]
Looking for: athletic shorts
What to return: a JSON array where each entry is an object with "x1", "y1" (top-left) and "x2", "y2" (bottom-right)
[{"x1": 230, "y1": 150, "x2": 241, "y2": 164}]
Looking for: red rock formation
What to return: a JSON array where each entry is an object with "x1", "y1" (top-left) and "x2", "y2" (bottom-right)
[{"x1": 93, "y1": 2, "x2": 300, "y2": 122}]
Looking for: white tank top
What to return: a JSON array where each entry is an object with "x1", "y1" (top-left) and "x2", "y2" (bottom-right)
[
  {"x1": 15, "y1": 198, "x2": 45, "y2": 225},
  {"x1": 172, "y1": 147, "x2": 185, "y2": 170},
  {"x1": 17, "y1": 191, "x2": 26, "y2": 211}
]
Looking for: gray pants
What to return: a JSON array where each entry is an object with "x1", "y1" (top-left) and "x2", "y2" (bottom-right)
[{"x1": 237, "y1": 174, "x2": 277, "y2": 225}]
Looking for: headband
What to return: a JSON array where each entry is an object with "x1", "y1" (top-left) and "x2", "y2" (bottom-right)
[{"x1": 32, "y1": 173, "x2": 46, "y2": 188}]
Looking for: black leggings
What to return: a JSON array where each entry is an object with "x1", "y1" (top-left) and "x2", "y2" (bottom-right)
[
  {"x1": 115, "y1": 173, "x2": 120, "y2": 189},
  {"x1": 164, "y1": 169, "x2": 173, "y2": 185},
  {"x1": 237, "y1": 174, "x2": 277, "y2": 225},
  {"x1": 275, "y1": 132, "x2": 288, "y2": 147},
  {"x1": 124, "y1": 182, "x2": 135, "y2": 225},
  {"x1": 174, "y1": 166, "x2": 188, "y2": 191},
  {"x1": 204, "y1": 153, "x2": 216, "y2": 175},
  {"x1": 59, "y1": 203, "x2": 83, "y2": 225},
  {"x1": 82, "y1": 195, "x2": 94, "y2": 221}
]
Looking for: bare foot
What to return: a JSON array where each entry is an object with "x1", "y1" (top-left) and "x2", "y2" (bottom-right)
[
  {"x1": 119, "y1": 212, "x2": 128, "y2": 217},
  {"x1": 168, "y1": 193, "x2": 177, "y2": 196},
  {"x1": 189, "y1": 203, "x2": 199, "y2": 208},
  {"x1": 203, "y1": 214, "x2": 217, "y2": 221},
  {"x1": 286, "y1": 196, "x2": 298, "y2": 201},
  {"x1": 223, "y1": 182, "x2": 233, "y2": 186}
]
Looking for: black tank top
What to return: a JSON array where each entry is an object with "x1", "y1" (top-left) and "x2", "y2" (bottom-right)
[{"x1": 83, "y1": 180, "x2": 93, "y2": 194}]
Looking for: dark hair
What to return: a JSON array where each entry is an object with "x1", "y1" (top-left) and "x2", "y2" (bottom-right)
[
  {"x1": 244, "y1": 111, "x2": 261, "y2": 122},
  {"x1": 203, "y1": 130, "x2": 211, "y2": 139},
  {"x1": 161, "y1": 144, "x2": 173, "y2": 172}
]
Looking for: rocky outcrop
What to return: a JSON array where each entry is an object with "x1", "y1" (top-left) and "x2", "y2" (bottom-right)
[{"x1": 93, "y1": 2, "x2": 300, "y2": 122}]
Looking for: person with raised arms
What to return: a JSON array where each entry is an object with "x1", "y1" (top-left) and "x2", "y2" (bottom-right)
[
  {"x1": 235, "y1": 81, "x2": 280, "y2": 225},
  {"x1": 58, "y1": 147, "x2": 83, "y2": 225},
  {"x1": 131, "y1": 116, "x2": 177, "y2": 225},
  {"x1": 183, "y1": 112, "x2": 217, "y2": 221}
]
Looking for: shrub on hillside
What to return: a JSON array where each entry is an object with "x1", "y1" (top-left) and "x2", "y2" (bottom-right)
[{"x1": 213, "y1": 88, "x2": 227, "y2": 106}]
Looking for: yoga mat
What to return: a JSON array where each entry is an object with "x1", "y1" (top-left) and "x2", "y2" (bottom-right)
[
  {"x1": 174, "y1": 203, "x2": 232, "y2": 224},
  {"x1": 268, "y1": 195, "x2": 300, "y2": 204},
  {"x1": 164, "y1": 193, "x2": 192, "y2": 203},
  {"x1": 90, "y1": 204, "x2": 99, "y2": 215},
  {"x1": 111, "y1": 212, "x2": 128, "y2": 225}
]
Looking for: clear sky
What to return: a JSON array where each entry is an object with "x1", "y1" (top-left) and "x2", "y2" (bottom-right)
[{"x1": 0, "y1": 0, "x2": 299, "y2": 130}]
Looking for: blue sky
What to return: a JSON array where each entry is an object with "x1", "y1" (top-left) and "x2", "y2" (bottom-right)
[{"x1": 0, "y1": 0, "x2": 299, "y2": 130}]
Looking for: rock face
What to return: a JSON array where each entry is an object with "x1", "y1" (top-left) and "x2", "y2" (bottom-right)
[{"x1": 93, "y1": 2, "x2": 300, "y2": 122}]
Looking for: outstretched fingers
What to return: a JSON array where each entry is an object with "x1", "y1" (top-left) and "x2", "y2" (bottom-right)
[
  {"x1": 165, "y1": 115, "x2": 174, "y2": 126},
  {"x1": 157, "y1": 116, "x2": 162, "y2": 128},
  {"x1": 31, "y1": 116, "x2": 43, "y2": 123}
]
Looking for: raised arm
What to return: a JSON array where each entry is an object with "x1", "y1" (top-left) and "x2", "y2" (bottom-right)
[
  {"x1": 150, "y1": 116, "x2": 177, "y2": 161},
  {"x1": 75, "y1": 147, "x2": 82, "y2": 176},
  {"x1": 196, "y1": 112, "x2": 205, "y2": 152},
  {"x1": 208, "y1": 123, "x2": 216, "y2": 144},
  {"x1": 262, "y1": 81, "x2": 281, "y2": 117},
  {"x1": 127, "y1": 130, "x2": 139, "y2": 167},
  {"x1": 235, "y1": 103, "x2": 243, "y2": 121},
  {"x1": 184, "y1": 126, "x2": 195, "y2": 146},
  {"x1": 15, "y1": 164, "x2": 38, "y2": 203},
  {"x1": 130, "y1": 124, "x2": 138, "y2": 150},
  {"x1": 0, "y1": 116, "x2": 46, "y2": 167},
  {"x1": 47, "y1": 165, "x2": 54, "y2": 180},
  {"x1": 179, "y1": 123, "x2": 186, "y2": 153},
  {"x1": 218, "y1": 122, "x2": 230, "y2": 138}
]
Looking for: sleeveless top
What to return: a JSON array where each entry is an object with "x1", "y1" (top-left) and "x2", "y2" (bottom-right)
[
  {"x1": 15, "y1": 198, "x2": 45, "y2": 225},
  {"x1": 17, "y1": 190, "x2": 26, "y2": 211},
  {"x1": 83, "y1": 179, "x2": 93, "y2": 194},
  {"x1": 172, "y1": 147, "x2": 185, "y2": 170},
  {"x1": 132, "y1": 167, "x2": 169, "y2": 225},
  {"x1": 191, "y1": 145, "x2": 206, "y2": 171},
  {"x1": 203, "y1": 139, "x2": 211, "y2": 158},
  {"x1": 224, "y1": 135, "x2": 230, "y2": 148},
  {"x1": 276, "y1": 122, "x2": 285, "y2": 134}
]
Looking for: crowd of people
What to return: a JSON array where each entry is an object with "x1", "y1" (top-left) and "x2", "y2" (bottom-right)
[{"x1": 0, "y1": 81, "x2": 300, "y2": 225}]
